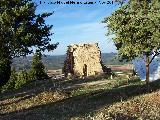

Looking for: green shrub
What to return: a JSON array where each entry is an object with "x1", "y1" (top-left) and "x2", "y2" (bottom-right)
[
  {"x1": 1, "y1": 66, "x2": 45, "y2": 93},
  {"x1": 14, "y1": 70, "x2": 28, "y2": 89},
  {"x1": 28, "y1": 70, "x2": 36, "y2": 81},
  {"x1": 30, "y1": 51, "x2": 48, "y2": 80},
  {"x1": 1, "y1": 68, "x2": 17, "y2": 93}
]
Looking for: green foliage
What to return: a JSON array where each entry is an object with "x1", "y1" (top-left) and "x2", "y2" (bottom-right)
[
  {"x1": 30, "y1": 51, "x2": 48, "y2": 80},
  {"x1": 0, "y1": 58, "x2": 11, "y2": 87},
  {"x1": 28, "y1": 69, "x2": 36, "y2": 80},
  {"x1": 1, "y1": 68, "x2": 17, "y2": 92},
  {"x1": 0, "y1": 0, "x2": 58, "y2": 87},
  {"x1": 103, "y1": 0, "x2": 160, "y2": 61},
  {"x1": 103, "y1": 0, "x2": 160, "y2": 83},
  {"x1": 14, "y1": 70, "x2": 28, "y2": 89},
  {"x1": 1, "y1": 69, "x2": 32, "y2": 92},
  {"x1": 0, "y1": 0, "x2": 58, "y2": 58},
  {"x1": 1, "y1": 51, "x2": 49, "y2": 92}
]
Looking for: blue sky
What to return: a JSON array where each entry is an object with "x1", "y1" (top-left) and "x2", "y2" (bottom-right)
[{"x1": 34, "y1": 0, "x2": 119, "y2": 55}]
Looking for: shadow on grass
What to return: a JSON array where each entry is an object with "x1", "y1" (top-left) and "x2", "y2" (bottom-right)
[
  {"x1": 0, "y1": 76, "x2": 110, "y2": 109},
  {"x1": 1, "y1": 79, "x2": 160, "y2": 120},
  {"x1": 0, "y1": 94, "x2": 36, "y2": 107},
  {"x1": 0, "y1": 76, "x2": 110, "y2": 102}
]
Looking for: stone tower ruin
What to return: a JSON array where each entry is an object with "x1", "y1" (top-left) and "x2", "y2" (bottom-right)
[{"x1": 63, "y1": 43, "x2": 104, "y2": 77}]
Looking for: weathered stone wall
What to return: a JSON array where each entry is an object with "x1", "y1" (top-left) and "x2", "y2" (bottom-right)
[{"x1": 63, "y1": 43, "x2": 104, "y2": 77}]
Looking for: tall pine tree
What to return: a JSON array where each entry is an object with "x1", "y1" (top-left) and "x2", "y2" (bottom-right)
[{"x1": 0, "y1": 0, "x2": 58, "y2": 86}]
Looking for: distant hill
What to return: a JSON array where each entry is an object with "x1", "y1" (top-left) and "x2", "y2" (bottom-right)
[{"x1": 12, "y1": 53, "x2": 129, "y2": 70}]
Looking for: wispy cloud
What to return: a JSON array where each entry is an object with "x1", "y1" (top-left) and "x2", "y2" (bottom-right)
[
  {"x1": 49, "y1": 22, "x2": 117, "y2": 55},
  {"x1": 33, "y1": 0, "x2": 118, "y2": 55},
  {"x1": 53, "y1": 8, "x2": 104, "y2": 20},
  {"x1": 57, "y1": 22, "x2": 104, "y2": 31}
]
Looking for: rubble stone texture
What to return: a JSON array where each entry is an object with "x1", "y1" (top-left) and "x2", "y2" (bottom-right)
[{"x1": 63, "y1": 43, "x2": 104, "y2": 77}]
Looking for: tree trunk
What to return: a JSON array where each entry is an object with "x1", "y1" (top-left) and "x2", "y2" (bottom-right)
[
  {"x1": 146, "y1": 56, "x2": 150, "y2": 85},
  {"x1": 0, "y1": 58, "x2": 11, "y2": 87}
]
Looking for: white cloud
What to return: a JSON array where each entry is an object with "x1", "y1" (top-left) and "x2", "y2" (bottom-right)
[
  {"x1": 55, "y1": 22, "x2": 105, "y2": 33},
  {"x1": 34, "y1": 0, "x2": 118, "y2": 55},
  {"x1": 53, "y1": 8, "x2": 104, "y2": 20},
  {"x1": 47, "y1": 22, "x2": 117, "y2": 55}
]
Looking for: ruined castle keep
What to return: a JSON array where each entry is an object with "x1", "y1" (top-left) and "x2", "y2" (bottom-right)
[{"x1": 63, "y1": 43, "x2": 104, "y2": 77}]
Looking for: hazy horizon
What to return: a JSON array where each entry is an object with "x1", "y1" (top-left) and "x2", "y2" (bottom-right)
[{"x1": 25, "y1": 52, "x2": 117, "y2": 57}]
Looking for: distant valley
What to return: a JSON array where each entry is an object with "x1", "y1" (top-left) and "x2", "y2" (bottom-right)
[{"x1": 12, "y1": 53, "x2": 129, "y2": 71}]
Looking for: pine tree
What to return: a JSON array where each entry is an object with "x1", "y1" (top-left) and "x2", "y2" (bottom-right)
[
  {"x1": 15, "y1": 70, "x2": 28, "y2": 89},
  {"x1": 0, "y1": 0, "x2": 58, "y2": 86},
  {"x1": 29, "y1": 51, "x2": 48, "y2": 80}
]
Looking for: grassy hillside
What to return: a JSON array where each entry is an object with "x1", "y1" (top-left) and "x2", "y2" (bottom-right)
[
  {"x1": 0, "y1": 74, "x2": 160, "y2": 120},
  {"x1": 12, "y1": 53, "x2": 130, "y2": 71}
]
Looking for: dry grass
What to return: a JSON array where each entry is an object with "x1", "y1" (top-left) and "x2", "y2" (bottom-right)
[
  {"x1": 109, "y1": 91, "x2": 160, "y2": 119},
  {"x1": 0, "y1": 90, "x2": 68, "y2": 115},
  {"x1": 87, "y1": 91, "x2": 160, "y2": 120},
  {"x1": 0, "y1": 75, "x2": 160, "y2": 120}
]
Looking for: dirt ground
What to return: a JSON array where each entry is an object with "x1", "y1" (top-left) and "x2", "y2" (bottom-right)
[
  {"x1": 47, "y1": 64, "x2": 134, "y2": 78},
  {"x1": 108, "y1": 64, "x2": 133, "y2": 71}
]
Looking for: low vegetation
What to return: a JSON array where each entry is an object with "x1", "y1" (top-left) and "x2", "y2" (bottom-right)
[
  {"x1": 107, "y1": 91, "x2": 160, "y2": 120},
  {"x1": 1, "y1": 51, "x2": 48, "y2": 93},
  {"x1": 0, "y1": 74, "x2": 160, "y2": 120}
]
